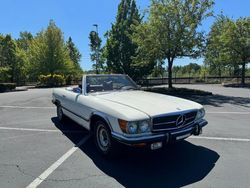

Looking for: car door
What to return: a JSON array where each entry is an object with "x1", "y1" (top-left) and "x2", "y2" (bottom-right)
[
  {"x1": 72, "y1": 94, "x2": 92, "y2": 129},
  {"x1": 61, "y1": 90, "x2": 90, "y2": 129}
]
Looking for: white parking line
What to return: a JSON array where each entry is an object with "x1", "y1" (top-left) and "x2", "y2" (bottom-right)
[
  {"x1": 207, "y1": 111, "x2": 250, "y2": 115},
  {"x1": 1, "y1": 132, "x2": 47, "y2": 141},
  {"x1": 0, "y1": 105, "x2": 55, "y2": 109},
  {"x1": 0, "y1": 127, "x2": 60, "y2": 132},
  {"x1": 190, "y1": 136, "x2": 250, "y2": 142},
  {"x1": 26, "y1": 135, "x2": 90, "y2": 188},
  {"x1": 0, "y1": 127, "x2": 85, "y2": 133}
]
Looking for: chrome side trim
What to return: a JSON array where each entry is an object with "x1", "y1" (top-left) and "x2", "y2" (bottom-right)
[{"x1": 62, "y1": 106, "x2": 89, "y2": 122}]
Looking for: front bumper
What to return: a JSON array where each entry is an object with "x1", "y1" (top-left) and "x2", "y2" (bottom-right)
[{"x1": 111, "y1": 119, "x2": 207, "y2": 145}]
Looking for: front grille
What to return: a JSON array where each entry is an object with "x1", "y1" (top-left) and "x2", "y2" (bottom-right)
[{"x1": 152, "y1": 110, "x2": 197, "y2": 131}]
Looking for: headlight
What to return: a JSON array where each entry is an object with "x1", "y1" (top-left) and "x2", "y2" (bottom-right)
[
  {"x1": 127, "y1": 122, "x2": 138, "y2": 134},
  {"x1": 196, "y1": 108, "x2": 205, "y2": 120},
  {"x1": 138, "y1": 120, "x2": 150, "y2": 133},
  {"x1": 118, "y1": 119, "x2": 151, "y2": 134}
]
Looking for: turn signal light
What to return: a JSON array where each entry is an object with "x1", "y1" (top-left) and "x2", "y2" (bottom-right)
[{"x1": 118, "y1": 119, "x2": 127, "y2": 133}]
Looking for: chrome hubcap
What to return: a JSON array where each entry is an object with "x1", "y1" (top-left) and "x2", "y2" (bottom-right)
[{"x1": 97, "y1": 125, "x2": 110, "y2": 151}]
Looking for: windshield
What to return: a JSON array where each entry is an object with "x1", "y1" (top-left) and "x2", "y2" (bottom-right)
[{"x1": 86, "y1": 75, "x2": 138, "y2": 93}]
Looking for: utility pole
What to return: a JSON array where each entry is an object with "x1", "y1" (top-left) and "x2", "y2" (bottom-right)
[{"x1": 93, "y1": 24, "x2": 99, "y2": 74}]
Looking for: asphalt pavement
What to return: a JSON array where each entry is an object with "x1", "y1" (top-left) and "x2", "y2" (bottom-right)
[{"x1": 0, "y1": 85, "x2": 250, "y2": 188}]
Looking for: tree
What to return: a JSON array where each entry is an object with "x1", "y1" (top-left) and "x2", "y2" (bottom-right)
[
  {"x1": 0, "y1": 34, "x2": 30, "y2": 84},
  {"x1": 0, "y1": 35, "x2": 17, "y2": 82},
  {"x1": 172, "y1": 63, "x2": 201, "y2": 77},
  {"x1": 134, "y1": 0, "x2": 214, "y2": 87},
  {"x1": 104, "y1": 0, "x2": 142, "y2": 79},
  {"x1": 205, "y1": 15, "x2": 232, "y2": 77},
  {"x1": 0, "y1": 34, "x2": 4, "y2": 67},
  {"x1": 222, "y1": 17, "x2": 250, "y2": 84},
  {"x1": 205, "y1": 16, "x2": 250, "y2": 84},
  {"x1": 89, "y1": 31, "x2": 104, "y2": 73},
  {"x1": 29, "y1": 20, "x2": 74, "y2": 79},
  {"x1": 16, "y1": 31, "x2": 33, "y2": 51},
  {"x1": 66, "y1": 37, "x2": 82, "y2": 71},
  {"x1": 151, "y1": 60, "x2": 165, "y2": 77}
]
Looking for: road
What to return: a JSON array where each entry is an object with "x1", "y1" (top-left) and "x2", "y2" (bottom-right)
[{"x1": 0, "y1": 85, "x2": 250, "y2": 188}]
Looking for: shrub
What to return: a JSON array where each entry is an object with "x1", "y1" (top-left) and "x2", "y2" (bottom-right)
[
  {"x1": 38, "y1": 74, "x2": 65, "y2": 87},
  {"x1": 0, "y1": 83, "x2": 16, "y2": 92},
  {"x1": 0, "y1": 67, "x2": 11, "y2": 82}
]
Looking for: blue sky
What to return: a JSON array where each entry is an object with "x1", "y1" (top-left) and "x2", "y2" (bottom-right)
[{"x1": 0, "y1": 0, "x2": 249, "y2": 70}]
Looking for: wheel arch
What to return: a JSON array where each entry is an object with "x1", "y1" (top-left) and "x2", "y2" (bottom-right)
[{"x1": 89, "y1": 112, "x2": 113, "y2": 133}]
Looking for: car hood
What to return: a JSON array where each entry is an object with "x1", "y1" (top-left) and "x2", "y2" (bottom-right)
[{"x1": 94, "y1": 90, "x2": 202, "y2": 117}]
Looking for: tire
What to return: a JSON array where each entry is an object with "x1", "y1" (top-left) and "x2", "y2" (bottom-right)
[
  {"x1": 94, "y1": 120, "x2": 118, "y2": 158},
  {"x1": 57, "y1": 104, "x2": 66, "y2": 122}
]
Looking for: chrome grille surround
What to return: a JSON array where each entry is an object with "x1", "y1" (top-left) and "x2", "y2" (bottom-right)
[{"x1": 152, "y1": 110, "x2": 197, "y2": 132}]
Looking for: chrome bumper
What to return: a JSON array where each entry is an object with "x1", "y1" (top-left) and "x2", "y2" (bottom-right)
[{"x1": 112, "y1": 119, "x2": 208, "y2": 145}]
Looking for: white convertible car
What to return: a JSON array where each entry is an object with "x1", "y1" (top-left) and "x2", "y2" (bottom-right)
[{"x1": 52, "y1": 74, "x2": 207, "y2": 156}]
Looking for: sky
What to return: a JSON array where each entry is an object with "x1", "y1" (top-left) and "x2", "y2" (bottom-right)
[{"x1": 0, "y1": 0, "x2": 249, "y2": 70}]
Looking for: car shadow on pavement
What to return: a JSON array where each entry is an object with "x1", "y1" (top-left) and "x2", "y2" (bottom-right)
[
  {"x1": 181, "y1": 94, "x2": 250, "y2": 108},
  {"x1": 52, "y1": 117, "x2": 220, "y2": 188}
]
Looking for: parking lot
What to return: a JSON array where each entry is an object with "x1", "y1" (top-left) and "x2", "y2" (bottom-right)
[{"x1": 0, "y1": 85, "x2": 250, "y2": 188}]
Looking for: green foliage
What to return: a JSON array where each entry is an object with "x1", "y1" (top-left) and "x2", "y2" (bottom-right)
[
  {"x1": 16, "y1": 32, "x2": 33, "y2": 51},
  {"x1": 38, "y1": 74, "x2": 65, "y2": 87},
  {"x1": 0, "y1": 67, "x2": 11, "y2": 82},
  {"x1": 205, "y1": 16, "x2": 250, "y2": 84},
  {"x1": 0, "y1": 83, "x2": 16, "y2": 92},
  {"x1": 173, "y1": 63, "x2": 202, "y2": 77},
  {"x1": 66, "y1": 37, "x2": 82, "y2": 71},
  {"x1": 151, "y1": 60, "x2": 165, "y2": 77},
  {"x1": 0, "y1": 34, "x2": 17, "y2": 83},
  {"x1": 29, "y1": 20, "x2": 75, "y2": 80},
  {"x1": 104, "y1": 0, "x2": 143, "y2": 79},
  {"x1": 205, "y1": 15, "x2": 232, "y2": 76},
  {"x1": 133, "y1": 0, "x2": 214, "y2": 87},
  {"x1": 0, "y1": 21, "x2": 82, "y2": 85},
  {"x1": 89, "y1": 31, "x2": 105, "y2": 73}
]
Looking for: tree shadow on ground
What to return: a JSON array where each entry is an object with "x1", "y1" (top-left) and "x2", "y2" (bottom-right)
[
  {"x1": 51, "y1": 117, "x2": 219, "y2": 188},
  {"x1": 178, "y1": 94, "x2": 250, "y2": 108}
]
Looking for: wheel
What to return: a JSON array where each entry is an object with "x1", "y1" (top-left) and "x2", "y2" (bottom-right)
[
  {"x1": 94, "y1": 120, "x2": 118, "y2": 158},
  {"x1": 57, "y1": 105, "x2": 66, "y2": 122}
]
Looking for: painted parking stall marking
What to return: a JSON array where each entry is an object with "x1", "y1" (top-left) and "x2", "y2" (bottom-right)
[
  {"x1": 0, "y1": 126, "x2": 60, "y2": 132},
  {"x1": 190, "y1": 136, "x2": 250, "y2": 142},
  {"x1": 0, "y1": 105, "x2": 55, "y2": 109},
  {"x1": 26, "y1": 135, "x2": 90, "y2": 188},
  {"x1": 0, "y1": 126, "x2": 86, "y2": 134},
  {"x1": 206, "y1": 111, "x2": 250, "y2": 115}
]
